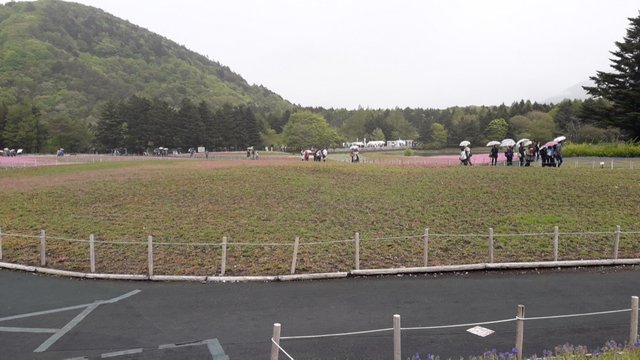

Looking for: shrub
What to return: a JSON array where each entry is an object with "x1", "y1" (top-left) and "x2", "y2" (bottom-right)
[{"x1": 404, "y1": 149, "x2": 413, "y2": 156}]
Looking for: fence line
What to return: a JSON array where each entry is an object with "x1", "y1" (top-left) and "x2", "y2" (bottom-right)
[
  {"x1": 1, "y1": 226, "x2": 639, "y2": 276},
  {"x1": 271, "y1": 296, "x2": 640, "y2": 360}
]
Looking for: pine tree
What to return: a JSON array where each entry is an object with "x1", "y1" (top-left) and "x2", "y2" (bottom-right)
[
  {"x1": 95, "y1": 101, "x2": 125, "y2": 152},
  {"x1": 584, "y1": 12, "x2": 640, "y2": 137}
]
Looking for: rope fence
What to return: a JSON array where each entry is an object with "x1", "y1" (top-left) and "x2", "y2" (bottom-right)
[
  {"x1": 270, "y1": 296, "x2": 640, "y2": 360},
  {"x1": 0, "y1": 226, "x2": 638, "y2": 276}
]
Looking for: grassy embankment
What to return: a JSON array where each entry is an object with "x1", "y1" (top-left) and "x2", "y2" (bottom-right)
[{"x1": 1, "y1": 159, "x2": 639, "y2": 275}]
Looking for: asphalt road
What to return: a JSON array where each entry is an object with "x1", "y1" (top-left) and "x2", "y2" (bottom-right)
[{"x1": 1, "y1": 267, "x2": 639, "y2": 360}]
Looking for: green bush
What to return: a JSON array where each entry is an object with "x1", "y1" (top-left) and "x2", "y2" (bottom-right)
[
  {"x1": 563, "y1": 142, "x2": 640, "y2": 157},
  {"x1": 404, "y1": 149, "x2": 413, "y2": 156}
]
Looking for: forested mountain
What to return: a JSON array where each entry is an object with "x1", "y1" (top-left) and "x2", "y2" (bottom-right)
[{"x1": 0, "y1": 0, "x2": 291, "y2": 151}]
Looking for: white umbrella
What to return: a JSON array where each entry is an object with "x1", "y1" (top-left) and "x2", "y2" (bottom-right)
[
  {"x1": 554, "y1": 135, "x2": 567, "y2": 142},
  {"x1": 459, "y1": 140, "x2": 471, "y2": 147},
  {"x1": 516, "y1": 138, "x2": 530, "y2": 146},
  {"x1": 500, "y1": 138, "x2": 516, "y2": 147},
  {"x1": 522, "y1": 140, "x2": 532, "y2": 146},
  {"x1": 486, "y1": 140, "x2": 501, "y2": 147}
]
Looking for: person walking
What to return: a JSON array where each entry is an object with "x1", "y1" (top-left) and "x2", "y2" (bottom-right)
[
  {"x1": 489, "y1": 144, "x2": 499, "y2": 166},
  {"x1": 555, "y1": 141, "x2": 564, "y2": 167},
  {"x1": 505, "y1": 146, "x2": 514, "y2": 166},
  {"x1": 518, "y1": 143, "x2": 525, "y2": 166}
]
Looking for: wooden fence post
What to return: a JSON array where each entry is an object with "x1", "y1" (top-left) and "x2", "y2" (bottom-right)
[
  {"x1": 40, "y1": 230, "x2": 46, "y2": 266},
  {"x1": 631, "y1": 296, "x2": 639, "y2": 346},
  {"x1": 89, "y1": 234, "x2": 95, "y2": 273},
  {"x1": 393, "y1": 314, "x2": 401, "y2": 360},
  {"x1": 423, "y1": 228, "x2": 429, "y2": 267},
  {"x1": 553, "y1": 226, "x2": 559, "y2": 262},
  {"x1": 291, "y1": 237, "x2": 299, "y2": 275},
  {"x1": 0, "y1": 227, "x2": 3, "y2": 261},
  {"x1": 516, "y1": 304, "x2": 525, "y2": 360},
  {"x1": 270, "y1": 323, "x2": 281, "y2": 360},
  {"x1": 355, "y1": 232, "x2": 360, "y2": 271},
  {"x1": 488, "y1": 227, "x2": 494, "y2": 263},
  {"x1": 613, "y1": 225, "x2": 621, "y2": 260},
  {"x1": 147, "y1": 235, "x2": 153, "y2": 277},
  {"x1": 221, "y1": 236, "x2": 227, "y2": 276}
]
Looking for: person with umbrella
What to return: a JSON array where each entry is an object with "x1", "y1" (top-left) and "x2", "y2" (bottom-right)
[
  {"x1": 487, "y1": 141, "x2": 500, "y2": 166},
  {"x1": 504, "y1": 145, "x2": 514, "y2": 166},
  {"x1": 518, "y1": 142, "x2": 526, "y2": 166},
  {"x1": 459, "y1": 141, "x2": 471, "y2": 166},
  {"x1": 554, "y1": 136, "x2": 566, "y2": 167}
]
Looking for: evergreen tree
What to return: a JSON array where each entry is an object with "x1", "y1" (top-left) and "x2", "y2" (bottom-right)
[
  {"x1": 2, "y1": 99, "x2": 41, "y2": 152},
  {"x1": 0, "y1": 102, "x2": 8, "y2": 148},
  {"x1": 95, "y1": 100, "x2": 125, "y2": 151},
  {"x1": 584, "y1": 12, "x2": 640, "y2": 137}
]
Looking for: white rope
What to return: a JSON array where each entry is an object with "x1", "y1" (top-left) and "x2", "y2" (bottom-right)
[
  {"x1": 47, "y1": 236, "x2": 90, "y2": 243},
  {"x1": 518, "y1": 308, "x2": 630, "y2": 321},
  {"x1": 2, "y1": 233, "x2": 40, "y2": 239},
  {"x1": 92, "y1": 240, "x2": 146, "y2": 245},
  {"x1": 271, "y1": 338, "x2": 295, "y2": 360},
  {"x1": 493, "y1": 233, "x2": 554, "y2": 237},
  {"x1": 558, "y1": 231, "x2": 613, "y2": 236},
  {"x1": 280, "y1": 327, "x2": 393, "y2": 340},
  {"x1": 367, "y1": 235, "x2": 423, "y2": 241},
  {"x1": 227, "y1": 242, "x2": 294, "y2": 247},
  {"x1": 153, "y1": 242, "x2": 222, "y2": 247},
  {"x1": 302, "y1": 239, "x2": 355, "y2": 246},
  {"x1": 402, "y1": 317, "x2": 516, "y2": 331}
]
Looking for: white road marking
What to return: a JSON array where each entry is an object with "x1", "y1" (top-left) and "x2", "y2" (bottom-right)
[
  {"x1": 101, "y1": 348, "x2": 143, "y2": 358},
  {"x1": 0, "y1": 326, "x2": 59, "y2": 333},
  {"x1": 32, "y1": 290, "x2": 141, "y2": 353},
  {"x1": 34, "y1": 302, "x2": 100, "y2": 353},
  {"x1": 0, "y1": 289, "x2": 141, "y2": 323}
]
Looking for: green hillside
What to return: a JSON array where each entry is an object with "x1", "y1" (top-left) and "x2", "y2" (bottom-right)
[{"x1": 0, "y1": 0, "x2": 291, "y2": 125}]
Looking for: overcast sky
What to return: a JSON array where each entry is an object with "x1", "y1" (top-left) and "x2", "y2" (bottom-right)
[{"x1": 49, "y1": 1, "x2": 640, "y2": 108}]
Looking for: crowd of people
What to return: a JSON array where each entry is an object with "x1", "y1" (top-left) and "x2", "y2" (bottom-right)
[
  {"x1": 301, "y1": 148, "x2": 328, "y2": 161},
  {"x1": 472, "y1": 138, "x2": 565, "y2": 167}
]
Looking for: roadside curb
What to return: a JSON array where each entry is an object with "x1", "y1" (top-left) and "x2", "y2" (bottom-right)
[{"x1": 1, "y1": 260, "x2": 638, "y2": 282}]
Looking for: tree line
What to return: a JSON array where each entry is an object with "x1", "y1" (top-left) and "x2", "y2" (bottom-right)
[{"x1": 95, "y1": 96, "x2": 261, "y2": 153}]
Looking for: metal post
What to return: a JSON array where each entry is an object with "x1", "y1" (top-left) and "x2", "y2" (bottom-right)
[
  {"x1": 355, "y1": 232, "x2": 360, "y2": 270},
  {"x1": 393, "y1": 314, "x2": 401, "y2": 360},
  {"x1": 147, "y1": 235, "x2": 153, "y2": 277},
  {"x1": 40, "y1": 230, "x2": 46, "y2": 266},
  {"x1": 553, "y1": 226, "x2": 559, "y2": 262},
  {"x1": 221, "y1": 236, "x2": 227, "y2": 276},
  {"x1": 613, "y1": 225, "x2": 621, "y2": 260},
  {"x1": 0, "y1": 227, "x2": 3, "y2": 261},
  {"x1": 631, "y1": 296, "x2": 639, "y2": 346},
  {"x1": 611, "y1": 159, "x2": 614, "y2": 169},
  {"x1": 489, "y1": 227, "x2": 494, "y2": 263},
  {"x1": 423, "y1": 228, "x2": 429, "y2": 267},
  {"x1": 270, "y1": 323, "x2": 281, "y2": 360},
  {"x1": 89, "y1": 234, "x2": 95, "y2": 273},
  {"x1": 516, "y1": 304, "x2": 525, "y2": 360},
  {"x1": 291, "y1": 237, "x2": 299, "y2": 275}
]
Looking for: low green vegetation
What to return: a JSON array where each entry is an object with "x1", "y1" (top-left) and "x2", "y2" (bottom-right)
[
  {"x1": 1, "y1": 160, "x2": 639, "y2": 275},
  {"x1": 563, "y1": 142, "x2": 640, "y2": 157}
]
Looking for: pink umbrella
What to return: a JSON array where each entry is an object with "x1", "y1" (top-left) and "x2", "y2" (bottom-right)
[{"x1": 541, "y1": 140, "x2": 557, "y2": 149}]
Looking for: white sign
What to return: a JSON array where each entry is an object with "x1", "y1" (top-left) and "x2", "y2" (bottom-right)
[
  {"x1": 466, "y1": 326, "x2": 494, "y2": 337},
  {"x1": 198, "y1": 147, "x2": 206, "y2": 153}
]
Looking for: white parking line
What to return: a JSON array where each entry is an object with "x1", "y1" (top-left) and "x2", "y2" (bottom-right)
[
  {"x1": 0, "y1": 326, "x2": 59, "y2": 333},
  {"x1": 34, "y1": 302, "x2": 100, "y2": 353},
  {"x1": 101, "y1": 348, "x2": 143, "y2": 358},
  {"x1": 62, "y1": 338, "x2": 227, "y2": 360},
  {"x1": 25, "y1": 290, "x2": 141, "y2": 353}
]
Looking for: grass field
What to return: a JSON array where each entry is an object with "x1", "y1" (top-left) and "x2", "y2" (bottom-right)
[{"x1": 1, "y1": 157, "x2": 639, "y2": 275}]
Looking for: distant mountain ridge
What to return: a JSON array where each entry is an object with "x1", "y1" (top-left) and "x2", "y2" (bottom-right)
[
  {"x1": 0, "y1": 0, "x2": 291, "y2": 122},
  {"x1": 543, "y1": 80, "x2": 594, "y2": 104}
]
